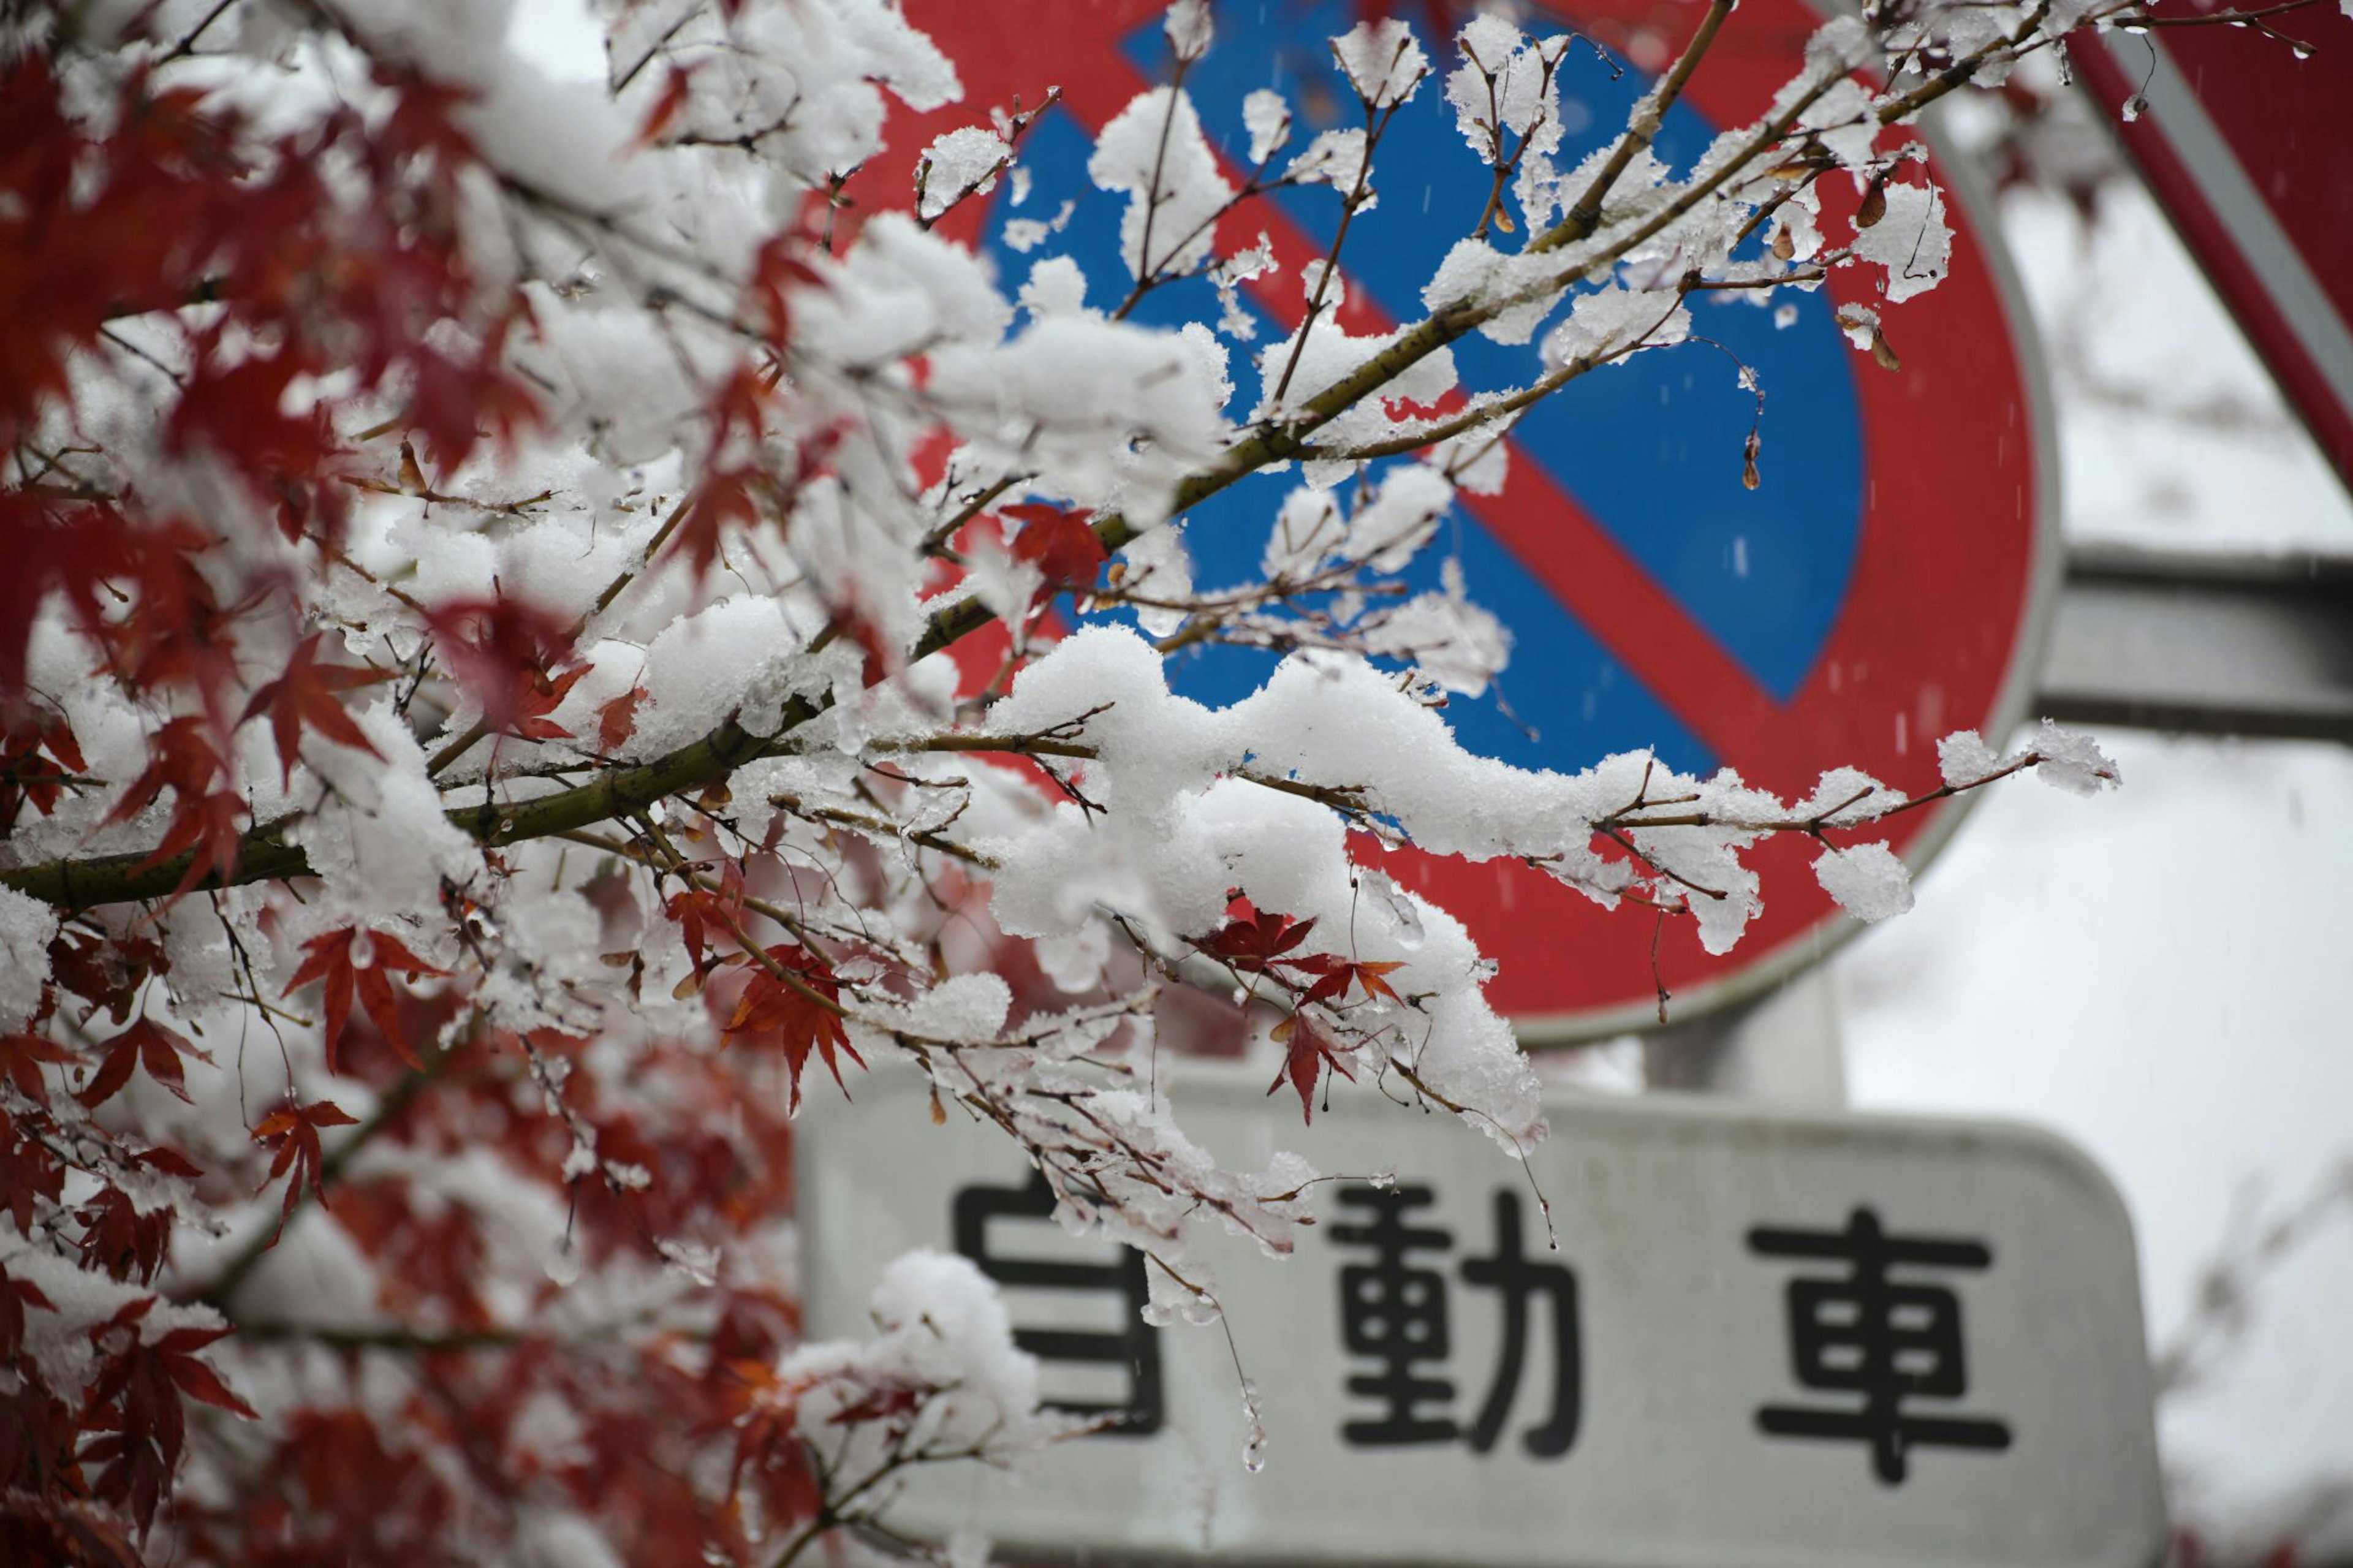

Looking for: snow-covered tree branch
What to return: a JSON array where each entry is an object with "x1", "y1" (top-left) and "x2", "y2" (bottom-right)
[{"x1": 15, "y1": 0, "x2": 2300, "y2": 1558}]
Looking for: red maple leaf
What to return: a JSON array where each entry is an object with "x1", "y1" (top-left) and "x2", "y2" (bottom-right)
[
  {"x1": 426, "y1": 596, "x2": 583, "y2": 741},
  {"x1": 1006, "y1": 503, "x2": 1107, "y2": 602},
  {"x1": 666, "y1": 869, "x2": 746, "y2": 977},
  {"x1": 720, "y1": 1359, "x2": 822, "y2": 1529},
  {"x1": 47, "y1": 928, "x2": 170, "y2": 1025},
  {"x1": 0, "y1": 704, "x2": 88, "y2": 829},
  {"x1": 0, "y1": 1260, "x2": 54, "y2": 1362},
  {"x1": 239, "y1": 632, "x2": 392, "y2": 787},
  {"x1": 0, "y1": 1029, "x2": 77, "y2": 1105},
  {"x1": 1200, "y1": 895, "x2": 1318, "y2": 972},
  {"x1": 508, "y1": 662, "x2": 591, "y2": 742},
  {"x1": 406, "y1": 337, "x2": 538, "y2": 474},
  {"x1": 1267, "y1": 1012, "x2": 1355, "y2": 1124},
  {"x1": 722, "y1": 945, "x2": 864, "y2": 1112},
  {"x1": 78, "y1": 1017, "x2": 214, "y2": 1110},
  {"x1": 282, "y1": 927, "x2": 447, "y2": 1072},
  {"x1": 744, "y1": 230, "x2": 824, "y2": 344},
  {"x1": 76, "y1": 1185, "x2": 172, "y2": 1282},
  {"x1": 634, "y1": 62, "x2": 697, "y2": 147},
  {"x1": 0, "y1": 1115, "x2": 66, "y2": 1237},
  {"x1": 1300, "y1": 958, "x2": 1408, "y2": 1008},
  {"x1": 101, "y1": 715, "x2": 247, "y2": 898},
  {"x1": 667, "y1": 466, "x2": 760, "y2": 577},
  {"x1": 595, "y1": 683, "x2": 647, "y2": 754},
  {"x1": 83, "y1": 1308, "x2": 259, "y2": 1531},
  {"x1": 252, "y1": 1097, "x2": 362, "y2": 1230}
]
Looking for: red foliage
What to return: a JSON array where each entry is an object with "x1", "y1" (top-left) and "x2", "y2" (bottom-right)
[
  {"x1": 426, "y1": 597, "x2": 586, "y2": 743},
  {"x1": 1267, "y1": 1010, "x2": 1356, "y2": 1123},
  {"x1": 81, "y1": 1302, "x2": 259, "y2": 1534},
  {"x1": 252, "y1": 1098, "x2": 362, "y2": 1228},
  {"x1": 282, "y1": 928, "x2": 448, "y2": 1072},
  {"x1": 1006, "y1": 502, "x2": 1108, "y2": 605},
  {"x1": 240, "y1": 633, "x2": 393, "y2": 787},
  {"x1": 1200, "y1": 893, "x2": 1319, "y2": 972},
  {"x1": 596, "y1": 683, "x2": 648, "y2": 752},
  {"x1": 721, "y1": 945, "x2": 865, "y2": 1112},
  {"x1": 100, "y1": 716, "x2": 247, "y2": 898},
  {"x1": 0, "y1": 706, "x2": 87, "y2": 830},
  {"x1": 77, "y1": 1017, "x2": 213, "y2": 1112}
]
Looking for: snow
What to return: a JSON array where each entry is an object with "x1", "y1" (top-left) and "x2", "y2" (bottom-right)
[
  {"x1": 1119, "y1": 520, "x2": 1195, "y2": 638},
  {"x1": 1938, "y1": 728, "x2": 2005, "y2": 789},
  {"x1": 1089, "y1": 87, "x2": 1233, "y2": 282},
  {"x1": 0, "y1": 883, "x2": 59, "y2": 1031},
  {"x1": 780, "y1": 1249, "x2": 1075, "y2": 1476},
  {"x1": 1284, "y1": 128, "x2": 1371, "y2": 199},
  {"x1": 1241, "y1": 89, "x2": 1291, "y2": 165},
  {"x1": 1812, "y1": 841, "x2": 1914, "y2": 922},
  {"x1": 918, "y1": 125, "x2": 1010, "y2": 221},
  {"x1": 1330, "y1": 18, "x2": 1428, "y2": 112},
  {"x1": 1542, "y1": 284, "x2": 1691, "y2": 369},
  {"x1": 1444, "y1": 13, "x2": 1567, "y2": 176},
  {"x1": 1164, "y1": 0, "x2": 1212, "y2": 62},
  {"x1": 1849, "y1": 182, "x2": 1953, "y2": 304}
]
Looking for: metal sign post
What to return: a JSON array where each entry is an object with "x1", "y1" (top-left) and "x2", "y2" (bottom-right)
[{"x1": 798, "y1": 1065, "x2": 2164, "y2": 1568}]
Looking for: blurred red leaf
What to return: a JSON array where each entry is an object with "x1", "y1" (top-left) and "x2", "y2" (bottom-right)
[
  {"x1": 77, "y1": 1017, "x2": 213, "y2": 1110},
  {"x1": 1006, "y1": 504, "x2": 1106, "y2": 599},
  {"x1": 240, "y1": 632, "x2": 391, "y2": 787}
]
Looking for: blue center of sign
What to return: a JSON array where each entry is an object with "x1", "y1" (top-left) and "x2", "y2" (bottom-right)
[{"x1": 980, "y1": 1, "x2": 1865, "y2": 777}]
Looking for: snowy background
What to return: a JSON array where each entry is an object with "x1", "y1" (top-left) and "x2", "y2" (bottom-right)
[{"x1": 502, "y1": 1, "x2": 2353, "y2": 1550}]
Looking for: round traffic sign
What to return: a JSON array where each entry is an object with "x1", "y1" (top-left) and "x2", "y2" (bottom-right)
[{"x1": 876, "y1": 0, "x2": 2056, "y2": 1038}]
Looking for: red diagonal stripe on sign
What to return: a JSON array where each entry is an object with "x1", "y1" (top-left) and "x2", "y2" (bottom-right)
[
  {"x1": 1049, "y1": 39, "x2": 1792, "y2": 776},
  {"x1": 1458, "y1": 459, "x2": 1801, "y2": 787}
]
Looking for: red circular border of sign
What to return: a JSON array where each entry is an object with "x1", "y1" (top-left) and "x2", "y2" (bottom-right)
[{"x1": 866, "y1": 0, "x2": 2058, "y2": 1039}]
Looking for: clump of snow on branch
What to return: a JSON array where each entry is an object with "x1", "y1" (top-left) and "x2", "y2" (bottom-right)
[{"x1": 780, "y1": 1251, "x2": 1078, "y2": 1482}]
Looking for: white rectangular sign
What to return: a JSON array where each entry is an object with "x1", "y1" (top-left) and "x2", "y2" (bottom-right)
[{"x1": 797, "y1": 1066, "x2": 2163, "y2": 1568}]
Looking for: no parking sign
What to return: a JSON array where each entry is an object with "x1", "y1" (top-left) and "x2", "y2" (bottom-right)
[{"x1": 877, "y1": 0, "x2": 2057, "y2": 1037}]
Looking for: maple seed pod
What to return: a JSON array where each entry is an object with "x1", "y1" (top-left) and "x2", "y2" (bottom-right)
[
  {"x1": 1871, "y1": 328, "x2": 1902, "y2": 373},
  {"x1": 1741, "y1": 431, "x2": 1764, "y2": 491},
  {"x1": 1772, "y1": 224, "x2": 1797, "y2": 262},
  {"x1": 1857, "y1": 173, "x2": 1890, "y2": 230}
]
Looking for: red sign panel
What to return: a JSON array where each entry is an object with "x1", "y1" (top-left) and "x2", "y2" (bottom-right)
[{"x1": 2074, "y1": 9, "x2": 2353, "y2": 498}]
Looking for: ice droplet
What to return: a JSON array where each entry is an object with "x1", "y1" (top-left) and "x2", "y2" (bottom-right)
[
  {"x1": 545, "y1": 1230, "x2": 581, "y2": 1287},
  {"x1": 1240, "y1": 1379, "x2": 1268, "y2": 1473},
  {"x1": 1141, "y1": 1298, "x2": 1176, "y2": 1327},
  {"x1": 1367, "y1": 1167, "x2": 1397, "y2": 1189},
  {"x1": 2123, "y1": 93, "x2": 2146, "y2": 122}
]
